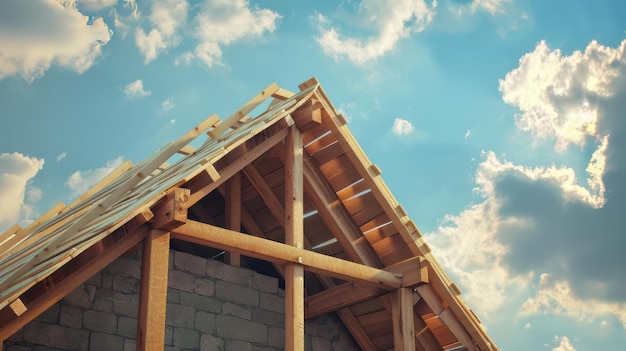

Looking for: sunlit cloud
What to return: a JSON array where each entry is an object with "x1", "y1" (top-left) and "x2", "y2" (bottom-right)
[
  {"x1": 313, "y1": 0, "x2": 436, "y2": 64},
  {"x1": 135, "y1": 0, "x2": 188, "y2": 64},
  {"x1": 123, "y1": 79, "x2": 151, "y2": 99},
  {"x1": 391, "y1": 118, "x2": 415, "y2": 136},
  {"x1": 0, "y1": 153, "x2": 44, "y2": 232},
  {"x1": 176, "y1": 0, "x2": 281, "y2": 68},
  {"x1": 161, "y1": 98, "x2": 175, "y2": 113},
  {"x1": 0, "y1": 0, "x2": 111, "y2": 82},
  {"x1": 65, "y1": 156, "x2": 125, "y2": 198}
]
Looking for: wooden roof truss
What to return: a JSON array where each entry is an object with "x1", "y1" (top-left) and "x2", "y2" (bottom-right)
[{"x1": 0, "y1": 78, "x2": 498, "y2": 351}]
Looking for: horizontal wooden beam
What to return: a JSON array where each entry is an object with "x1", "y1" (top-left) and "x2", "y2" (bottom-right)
[
  {"x1": 171, "y1": 220, "x2": 403, "y2": 289},
  {"x1": 151, "y1": 188, "x2": 190, "y2": 231},
  {"x1": 304, "y1": 256, "x2": 427, "y2": 319}
]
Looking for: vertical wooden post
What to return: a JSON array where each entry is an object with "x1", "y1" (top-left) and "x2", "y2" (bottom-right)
[
  {"x1": 225, "y1": 172, "x2": 242, "y2": 266},
  {"x1": 391, "y1": 288, "x2": 416, "y2": 351},
  {"x1": 137, "y1": 229, "x2": 170, "y2": 351},
  {"x1": 285, "y1": 126, "x2": 304, "y2": 351}
]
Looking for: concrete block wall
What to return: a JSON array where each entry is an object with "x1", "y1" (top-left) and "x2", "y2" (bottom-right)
[{"x1": 3, "y1": 250, "x2": 359, "y2": 351}]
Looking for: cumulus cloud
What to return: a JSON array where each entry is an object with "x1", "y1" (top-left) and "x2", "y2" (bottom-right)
[
  {"x1": 551, "y1": 336, "x2": 576, "y2": 351},
  {"x1": 0, "y1": 153, "x2": 45, "y2": 232},
  {"x1": 65, "y1": 156, "x2": 125, "y2": 197},
  {"x1": 429, "y1": 39, "x2": 626, "y2": 324},
  {"x1": 520, "y1": 273, "x2": 626, "y2": 329},
  {"x1": 0, "y1": 0, "x2": 112, "y2": 82},
  {"x1": 391, "y1": 118, "x2": 415, "y2": 136},
  {"x1": 176, "y1": 0, "x2": 280, "y2": 68},
  {"x1": 313, "y1": 0, "x2": 436, "y2": 64},
  {"x1": 123, "y1": 79, "x2": 151, "y2": 99},
  {"x1": 135, "y1": 0, "x2": 188, "y2": 63},
  {"x1": 161, "y1": 98, "x2": 174, "y2": 113}
]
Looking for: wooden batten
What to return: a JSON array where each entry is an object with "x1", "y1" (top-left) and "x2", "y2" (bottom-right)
[
  {"x1": 137, "y1": 229, "x2": 170, "y2": 351},
  {"x1": 391, "y1": 288, "x2": 416, "y2": 351},
  {"x1": 151, "y1": 188, "x2": 191, "y2": 231}
]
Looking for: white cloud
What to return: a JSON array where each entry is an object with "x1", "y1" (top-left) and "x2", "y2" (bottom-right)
[
  {"x1": 313, "y1": 0, "x2": 436, "y2": 64},
  {"x1": 465, "y1": 129, "x2": 471, "y2": 139},
  {"x1": 0, "y1": 153, "x2": 45, "y2": 232},
  {"x1": 65, "y1": 156, "x2": 124, "y2": 197},
  {"x1": 56, "y1": 152, "x2": 67, "y2": 162},
  {"x1": 499, "y1": 39, "x2": 626, "y2": 151},
  {"x1": 551, "y1": 336, "x2": 576, "y2": 351},
  {"x1": 391, "y1": 118, "x2": 415, "y2": 136},
  {"x1": 524, "y1": 322, "x2": 531, "y2": 330},
  {"x1": 135, "y1": 0, "x2": 188, "y2": 63},
  {"x1": 177, "y1": 0, "x2": 281, "y2": 68},
  {"x1": 0, "y1": 0, "x2": 112, "y2": 82},
  {"x1": 112, "y1": 0, "x2": 139, "y2": 38},
  {"x1": 447, "y1": 0, "x2": 511, "y2": 16},
  {"x1": 428, "y1": 38, "x2": 626, "y2": 327},
  {"x1": 123, "y1": 79, "x2": 151, "y2": 99},
  {"x1": 520, "y1": 274, "x2": 626, "y2": 330},
  {"x1": 161, "y1": 98, "x2": 175, "y2": 113}
]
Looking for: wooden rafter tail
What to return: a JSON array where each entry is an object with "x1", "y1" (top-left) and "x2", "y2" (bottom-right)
[{"x1": 208, "y1": 82, "x2": 281, "y2": 140}]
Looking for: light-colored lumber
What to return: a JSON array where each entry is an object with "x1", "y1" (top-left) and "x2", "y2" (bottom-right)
[
  {"x1": 391, "y1": 288, "x2": 416, "y2": 351},
  {"x1": 243, "y1": 164, "x2": 284, "y2": 227},
  {"x1": 171, "y1": 220, "x2": 403, "y2": 289},
  {"x1": 208, "y1": 82, "x2": 280, "y2": 139},
  {"x1": 8, "y1": 299, "x2": 27, "y2": 317},
  {"x1": 151, "y1": 188, "x2": 190, "y2": 231},
  {"x1": 284, "y1": 125, "x2": 304, "y2": 351},
  {"x1": 137, "y1": 229, "x2": 170, "y2": 351}
]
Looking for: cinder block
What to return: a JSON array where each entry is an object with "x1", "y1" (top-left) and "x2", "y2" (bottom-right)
[
  {"x1": 195, "y1": 311, "x2": 216, "y2": 334},
  {"x1": 267, "y1": 326, "x2": 285, "y2": 348},
  {"x1": 23, "y1": 321, "x2": 88, "y2": 351},
  {"x1": 311, "y1": 336, "x2": 331, "y2": 351},
  {"x1": 200, "y1": 334, "x2": 224, "y2": 351},
  {"x1": 206, "y1": 259, "x2": 254, "y2": 287},
  {"x1": 90, "y1": 333, "x2": 123, "y2": 351},
  {"x1": 83, "y1": 310, "x2": 117, "y2": 333},
  {"x1": 174, "y1": 250, "x2": 207, "y2": 276},
  {"x1": 227, "y1": 339, "x2": 252, "y2": 351},
  {"x1": 166, "y1": 303, "x2": 195, "y2": 328},
  {"x1": 259, "y1": 292, "x2": 283, "y2": 314},
  {"x1": 216, "y1": 315, "x2": 267, "y2": 344},
  {"x1": 180, "y1": 291, "x2": 222, "y2": 313},
  {"x1": 252, "y1": 273, "x2": 278, "y2": 294},
  {"x1": 216, "y1": 280, "x2": 259, "y2": 307},
  {"x1": 194, "y1": 278, "x2": 215, "y2": 296},
  {"x1": 173, "y1": 327, "x2": 200, "y2": 349},
  {"x1": 222, "y1": 303, "x2": 251, "y2": 320},
  {"x1": 117, "y1": 316, "x2": 137, "y2": 338},
  {"x1": 168, "y1": 270, "x2": 196, "y2": 292}
]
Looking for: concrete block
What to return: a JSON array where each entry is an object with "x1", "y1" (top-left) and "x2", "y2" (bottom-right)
[
  {"x1": 180, "y1": 291, "x2": 221, "y2": 313},
  {"x1": 63, "y1": 285, "x2": 96, "y2": 308},
  {"x1": 216, "y1": 280, "x2": 259, "y2": 307},
  {"x1": 267, "y1": 326, "x2": 285, "y2": 348},
  {"x1": 167, "y1": 288, "x2": 180, "y2": 303},
  {"x1": 35, "y1": 304, "x2": 60, "y2": 323},
  {"x1": 107, "y1": 256, "x2": 141, "y2": 279},
  {"x1": 112, "y1": 276, "x2": 140, "y2": 294},
  {"x1": 200, "y1": 334, "x2": 224, "y2": 351},
  {"x1": 112, "y1": 292, "x2": 139, "y2": 318},
  {"x1": 252, "y1": 309, "x2": 283, "y2": 327},
  {"x1": 117, "y1": 316, "x2": 137, "y2": 338},
  {"x1": 195, "y1": 311, "x2": 216, "y2": 334},
  {"x1": 59, "y1": 304, "x2": 82, "y2": 328},
  {"x1": 174, "y1": 251, "x2": 207, "y2": 276},
  {"x1": 304, "y1": 319, "x2": 319, "y2": 336},
  {"x1": 227, "y1": 340, "x2": 252, "y2": 351},
  {"x1": 194, "y1": 278, "x2": 215, "y2": 296},
  {"x1": 85, "y1": 271, "x2": 102, "y2": 287},
  {"x1": 89, "y1": 333, "x2": 123, "y2": 351},
  {"x1": 92, "y1": 289, "x2": 113, "y2": 312},
  {"x1": 168, "y1": 270, "x2": 196, "y2": 292},
  {"x1": 124, "y1": 338, "x2": 136, "y2": 351},
  {"x1": 23, "y1": 321, "x2": 88, "y2": 351},
  {"x1": 102, "y1": 272, "x2": 114, "y2": 289},
  {"x1": 252, "y1": 273, "x2": 278, "y2": 294},
  {"x1": 83, "y1": 310, "x2": 117, "y2": 333},
  {"x1": 206, "y1": 259, "x2": 254, "y2": 287},
  {"x1": 166, "y1": 303, "x2": 195, "y2": 328},
  {"x1": 173, "y1": 327, "x2": 200, "y2": 349},
  {"x1": 259, "y1": 292, "x2": 283, "y2": 314},
  {"x1": 5, "y1": 345, "x2": 31, "y2": 351},
  {"x1": 222, "y1": 303, "x2": 251, "y2": 320},
  {"x1": 216, "y1": 315, "x2": 267, "y2": 344}
]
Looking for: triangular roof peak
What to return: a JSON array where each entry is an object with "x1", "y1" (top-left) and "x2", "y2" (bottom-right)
[{"x1": 0, "y1": 77, "x2": 498, "y2": 351}]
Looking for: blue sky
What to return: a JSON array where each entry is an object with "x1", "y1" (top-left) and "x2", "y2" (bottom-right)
[{"x1": 1, "y1": 1, "x2": 625, "y2": 350}]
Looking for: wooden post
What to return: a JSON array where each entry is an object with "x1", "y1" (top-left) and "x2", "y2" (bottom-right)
[
  {"x1": 137, "y1": 229, "x2": 170, "y2": 351},
  {"x1": 225, "y1": 172, "x2": 242, "y2": 266},
  {"x1": 285, "y1": 126, "x2": 304, "y2": 351},
  {"x1": 391, "y1": 288, "x2": 416, "y2": 351}
]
